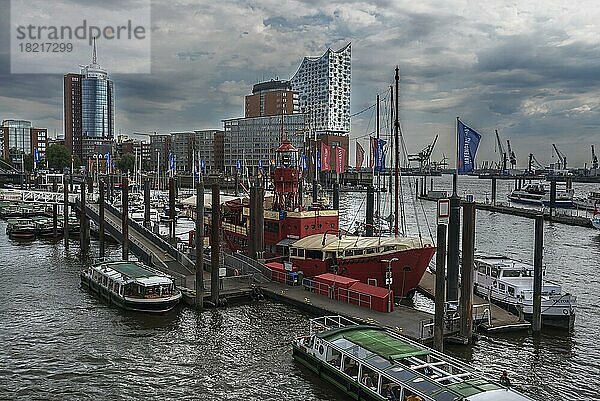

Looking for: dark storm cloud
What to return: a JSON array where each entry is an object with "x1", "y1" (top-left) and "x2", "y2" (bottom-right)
[{"x1": 1, "y1": 0, "x2": 600, "y2": 166}]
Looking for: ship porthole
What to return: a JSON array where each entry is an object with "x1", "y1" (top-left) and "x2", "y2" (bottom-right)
[
  {"x1": 563, "y1": 309, "x2": 569, "y2": 315},
  {"x1": 319, "y1": 345, "x2": 324, "y2": 355}
]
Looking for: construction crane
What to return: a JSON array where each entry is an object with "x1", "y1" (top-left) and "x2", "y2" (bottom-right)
[
  {"x1": 494, "y1": 130, "x2": 507, "y2": 171},
  {"x1": 591, "y1": 145, "x2": 598, "y2": 170},
  {"x1": 528, "y1": 153, "x2": 544, "y2": 174},
  {"x1": 408, "y1": 134, "x2": 438, "y2": 171},
  {"x1": 506, "y1": 140, "x2": 517, "y2": 169},
  {"x1": 551, "y1": 144, "x2": 567, "y2": 170}
]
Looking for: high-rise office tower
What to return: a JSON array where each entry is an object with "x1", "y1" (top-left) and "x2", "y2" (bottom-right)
[{"x1": 64, "y1": 39, "x2": 114, "y2": 164}]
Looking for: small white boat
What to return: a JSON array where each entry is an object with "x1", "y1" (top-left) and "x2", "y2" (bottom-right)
[
  {"x1": 591, "y1": 212, "x2": 600, "y2": 229},
  {"x1": 575, "y1": 190, "x2": 600, "y2": 211},
  {"x1": 473, "y1": 255, "x2": 576, "y2": 330},
  {"x1": 81, "y1": 260, "x2": 182, "y2": 313},
  {"x1": 509, "y1": 182, "x2": 573, "y2": 207}
]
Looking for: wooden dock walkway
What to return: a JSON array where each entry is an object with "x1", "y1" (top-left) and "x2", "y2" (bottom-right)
[
  {"x1": 262, "y1": 280, "x2": 455, "y2": 342},
  {"x1": 418, "y1": 271, "x2": 530, "y2": 333}
]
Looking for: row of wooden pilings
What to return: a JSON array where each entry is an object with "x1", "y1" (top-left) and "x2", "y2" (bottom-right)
[
  {"x1": 58, "y1": 175, "x2": 223, "y2": 309},
  {"x1": 433, "y1": 174, "x2": 545, "y2": 352}
]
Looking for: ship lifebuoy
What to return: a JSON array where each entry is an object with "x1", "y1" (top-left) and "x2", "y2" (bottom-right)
[{"x1": 234, "y1": 269, "x2": 240, "y2": 276}]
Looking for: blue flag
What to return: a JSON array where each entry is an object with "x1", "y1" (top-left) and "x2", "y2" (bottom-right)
[
  {"x1": 316, "y1": 151, "x2": 321, "y2": 171},
  {"x1": 374, "y1": 139, "x2": 387, "y2": 172},
  {"x1": 105, "y1": 152, "x2": 110, "y2": 169},
  {"x1": 201, "y1": 159, "x2": 205, "y2": 172},
  {"x1": 33, "y1": 148, "x2": 40, "y2": 163},
  {"x1": 457, "y1": 119, "x2": 482, "y2": 174},
  {"x1": 258, "y1": 159, "x2": 263, "y2": 170},
  {"x1": 302, "y1": 154, "x2": 307, "y2": 170},
  {"x1": 236, "y1": 159, "x2": 241, "y2": 171}
]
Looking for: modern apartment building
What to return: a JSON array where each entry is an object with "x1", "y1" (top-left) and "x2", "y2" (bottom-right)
[
  {"x1": 64, "y1": 40, "x2": 114, "y2": 164},
  {"x1": 222, "y1": 114, "x2": 305, "y2": 177},
  {"x1": 290, "y1": 43, "x2": 351, "y2": 134},
  {"x1": 171, "y1": 130, "x2": 223, "y2": 174},
  {"x1": 149, "y1": 133, "x2": 172, "y2": 173},
  {"x1": 245, "y1": 80, "x2": 299, "y2": 118},
  {"x1": 0, "y1": 119, "x2": 48, "y2": 170}
]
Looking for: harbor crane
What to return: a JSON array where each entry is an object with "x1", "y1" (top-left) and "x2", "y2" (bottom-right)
[
  {"x1": 551, "y1": 144, "x2": 567, "y2": 170},
  {"x1": 528, "y1": 153, "x2": 544, "y2": 174},
  {"x1": 494, "y1": 130, "x2": 507, "y2": 171},
  {"x1": 408, "y1": 134, "x2": 438, "y2": 170},
  {"x1": 592, "y1": 145, "x2": 598, "y2": 170},
  {"x1": 506, "y1": 140, "x2": 517, "y2": 169}
]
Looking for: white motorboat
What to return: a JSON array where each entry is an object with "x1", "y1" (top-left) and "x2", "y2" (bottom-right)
[
  {"x1": 508, "y1": 183, "x2": 545, "y2": 205},
  {"x1": 473, "y1": 255, "x2": 576, "y2": 330},
  {"x1": 81, "y1": 260, "x2": 182, "y2": 313},
  {"x1": 574, "y1": 190, "x2": 600, "y2": 211}
]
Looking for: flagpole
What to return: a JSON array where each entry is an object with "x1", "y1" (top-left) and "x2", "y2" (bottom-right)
[{"x1": 455, "y1": 116, "x2": 459, "y2": 195}]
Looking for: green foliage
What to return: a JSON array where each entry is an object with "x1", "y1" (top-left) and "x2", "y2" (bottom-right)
[
  {"x1": 117, "y1": 153, "x2": 136, "y2": 174},
  {"x1": 23, "y1": 154, "x2": 34, "y2": 172},
  {"x1": 45, "y1": 144, "x2": 72, "y2": 171}
]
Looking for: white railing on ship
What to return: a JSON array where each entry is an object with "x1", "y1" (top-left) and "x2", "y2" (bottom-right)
[{"x1": 309, "y1": 315, "x2": 358, "y2": 336}]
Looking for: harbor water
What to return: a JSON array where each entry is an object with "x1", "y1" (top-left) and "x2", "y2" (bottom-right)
[{"x1": 1, "y1": 175, "x2": 599, "y2": 400}]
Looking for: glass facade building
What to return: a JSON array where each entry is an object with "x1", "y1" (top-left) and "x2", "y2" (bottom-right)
[{"x1": 82, "y1": 78, "x2": 114, "y2": 139}]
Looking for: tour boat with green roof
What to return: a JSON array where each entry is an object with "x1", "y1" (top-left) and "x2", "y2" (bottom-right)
[
  {"x1": 293, "y1": 316, "x2": 533, "y2": 401},
  {"x1": 81, "y1": 260, "x2": 182, "y2": 313}
]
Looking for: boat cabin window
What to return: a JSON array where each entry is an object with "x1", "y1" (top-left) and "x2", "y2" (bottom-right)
[
  {"x1": 326, "y1": 348, "x2": 342, "y2": 369},
  {"x1": 499, "y1": 283, "x2": 506, "y2": 292},
  {"x1": 298, "y1": 249, "x2": 305, "y2": 258},
  {"x1": 502, "y1": 270, "x2": 521, "y2": 278},
  {"x1": 380, "y1": 376, "x2": 402, "y2": 400},
  {"x1": 342, "y1": 355, "x2": 359, "y2": 379},
  {"x1": 491, "y1": 267, "x2": 499, "y2": 278},
  {"x1": 386, "y1": 366, "x2": 416, "y2": 383},
  {"x1": 360, "y1": 365, "x2": 379, "y2": 392},
  {"x1": 365, "y1": 248, "x2": 376, "y2": 255},
  {"x1": 291, "y1": 248, "x2": 297, "y2": 257},
  {"x1": 508, "y1": 286, "x2": 515, "y2": 296},
  {"x1": 305, "y1": 250, "x2": 323, "y2": 260}
]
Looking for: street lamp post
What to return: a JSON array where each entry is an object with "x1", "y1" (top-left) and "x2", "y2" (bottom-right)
[{"x1": 382, "y1": 257, "x2": 398, "y2": 312}]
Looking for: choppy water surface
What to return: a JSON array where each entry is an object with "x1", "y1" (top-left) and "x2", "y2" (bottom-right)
[{"x1": 1, "y1": 175, "x2": 599, "y2": 400}]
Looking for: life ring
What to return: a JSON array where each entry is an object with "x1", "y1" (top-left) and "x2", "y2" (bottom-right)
[{"x1": 234, "y1": 268, "x2": 240, "y2": 276}]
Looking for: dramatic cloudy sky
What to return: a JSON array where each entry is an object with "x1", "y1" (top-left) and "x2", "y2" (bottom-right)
[{"x1": 1, "y1": 0, "x2": 600, "y2": 167}]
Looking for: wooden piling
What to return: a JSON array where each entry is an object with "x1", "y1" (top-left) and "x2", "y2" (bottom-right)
[
  {"x1": 533, "y1": 214, "x2": 543, "y2": 333},
  {"x1": 460, "y1": 201, "x2": 476, "y2": 343},
  {"x1": 63, "y1": 181, "x2": 69, "y2": 248},
  {"x1": 255, "y1": 183, "x2": 264, "y2": 258},
  {"x1": 122, "y1": 177, "x2": 129, "y2": 260},
  {"x1": 80, "y1": 176, "x2": 89, "y2": 254},
  {"x1": 312, "y1": 180, "x2": 318, "y2": 204},
  {"x1": 447, "y1": 173, "x2": 460, "y2": 302},
  {"x1": 491, "y1": 177, "x2": 497, "y2": 205},
  {"x1": 99, "y1": 180, "x2": 105, "y2": 258},
  {"x1": 195, "y1": 181, "x2": 204, "y2": 310},
  {"x1": 249, "y1": 185, "x2": 257, "y2": 259},
  {"x1": 143, "y1": 179, "x2": 151, "y2": 229},
  {"x1": 52, "y1": 181, "x2": 58, "y2": 237},
  {"x1": 549, "y1": 180, "x2": 557, "y2": 219},
  {"x1": 434, "y1": 223, "x2": 447, "y2": 352},
  {"x1": 211, "y1": 183, "x2": 220, "y2": 304},
  {"x1": 169, "y1": 177, "x2": 176, "y2": 242}
]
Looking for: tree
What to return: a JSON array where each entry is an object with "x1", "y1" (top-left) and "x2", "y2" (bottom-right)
[
  {"x1": 46, "y1": 144, "x2": 72, "y2": 171},
  {"x1": 117, "y1": 153, "x2": 136, "y2": 174},
  {"x1": 23, "y1": 154, "x2": 34, "y2": 172}
]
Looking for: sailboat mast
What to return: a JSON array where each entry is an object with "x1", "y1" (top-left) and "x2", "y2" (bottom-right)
[
  {"x1": 376, "y1": 93, "x2": 380, "y2": 221},
  {"x1": 389, "y1": 85, "x2": 393, "y2": 197},
  {"x1": 394, "y1": 67, "x2": 400, "y2": 238}
]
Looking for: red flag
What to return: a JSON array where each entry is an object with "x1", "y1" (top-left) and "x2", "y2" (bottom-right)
[
  {"x1": 369, "y1": 137, "x2": 377, "y2": 168},
  {"x1": 321, "y1": 143, "x2": 331, "y2": 171},
  {"x1": 356, "y1": 142, "x2": 364, "y2": 170},
  {"x1": 336, "y1": 146, "x2": 346, "y2": 174}
]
